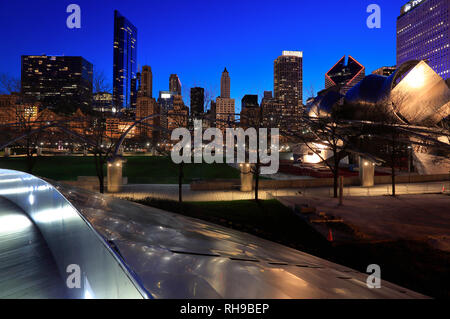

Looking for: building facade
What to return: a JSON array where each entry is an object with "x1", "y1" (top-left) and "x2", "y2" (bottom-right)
[
  {"x1": 325, "y1": 56, "x2": 365, "y2": 95},
  {"x1": 372, "y1": 66, "x2": 397, "y2": 76},
  {"x1": 397, "y1": 0, "x2": 450, "y2": 79},
  {"x1": 240, "y1": 95, "x2": 260, "y2": 127},
  {"x1": 136, "y1": 65, "x2": 159, "y2": 140},
  {"x1": 216, "y1": 68, "x2": 234, "y2": 130},
  {"x1": 169, "y1": 74, "x2": 182, "y2": 96},
  {"x1": 113, "y1": 10, "x2": 138, "y2": 109},
  {"x1": 21, "y1": 55, "x2": 93, "y2": 114},
  {"x1": 190, "y1": 87, "x2": 205, "y2": 116},
  {"x1": 220, "y1": 68, "x2": 231, "y2": 98},
  {"x1": 274, "y1": 51, "x2": 303, "y2": 108}
]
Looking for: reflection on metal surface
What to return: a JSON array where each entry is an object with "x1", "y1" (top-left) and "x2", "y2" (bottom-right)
[
  {"x1": 0, "y1": 169, "x2": 147, "y2": 299},
  {"x1": 55, "y1": 181, "x2": 428, "y2": 299}
]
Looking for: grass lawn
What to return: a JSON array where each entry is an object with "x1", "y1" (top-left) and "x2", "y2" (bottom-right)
[
  {"x1": 0, "y1": 156, "x2": 240, "y2": 184},
  {"x1": 133, "y1": 198, "x2": 450, "y2": 299}
]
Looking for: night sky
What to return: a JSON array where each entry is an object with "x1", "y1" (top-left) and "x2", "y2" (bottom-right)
[{"x1": 0, "y1": 0, "x2": 407, "y2": 112}]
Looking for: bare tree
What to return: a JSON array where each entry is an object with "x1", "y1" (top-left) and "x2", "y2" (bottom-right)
[
  {"x1": 0, "y1": 73, "x2": 21, "y2": 94},
  {"x1": 93, "y1": 70, "x2": 112, "y2": 94}
]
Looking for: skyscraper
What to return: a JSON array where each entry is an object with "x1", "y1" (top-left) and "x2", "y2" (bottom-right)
[
  {"x1": 397, "y1": 0, "x2": 450, "y2": 79},
  {"x1": 139, "y1": 66, "x2": 152, "y2": 98},
  {"x1": 136, "y1": 65, "x2": 158, "y2": 139},
  {"x1": 190, "y1": 87, "x2": 205, "y2": 116},
  {"x1": 113, "y1": 10, "x2": 138, "y2": 109},
  {"x1": 216, "y1": 68, "x2": 234, "y2": 130},
  {"x1": 325, "y1": 56, "x2": 365, "y2": 95},
  {"x1": 169, "y1": 74, "x2": 182, "y2": 96},
  {"x1": 240, "y1": 95, "x2": 260, "y2": 127},
  {"x1": 274, "y1": 51, "x2": 303, "y2": 108},
  {"x1": 220, "y1": 68, "x2": 231, "y2": 98},
  {"x1": 21, "y1": 55, "x2": 93, "y2": 114}
]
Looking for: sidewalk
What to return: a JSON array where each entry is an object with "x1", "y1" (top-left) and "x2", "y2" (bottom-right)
[{"x1": 110, "y1": 181, "x2": 450, "y2": 202}]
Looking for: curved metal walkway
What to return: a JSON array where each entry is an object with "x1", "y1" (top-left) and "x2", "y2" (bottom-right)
[{"x1": 0, "y1": 196, "x2": 66, "y2": 298}]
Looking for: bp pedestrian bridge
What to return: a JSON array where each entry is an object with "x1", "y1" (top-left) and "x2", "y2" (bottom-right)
[{"x1": 0, "y1": 169, "x2": 427, "y2": 299}]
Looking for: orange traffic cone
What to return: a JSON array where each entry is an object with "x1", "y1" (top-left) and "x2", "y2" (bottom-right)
[{"x1": 327, "y1": 228, "x2": 334, "y2": 242}]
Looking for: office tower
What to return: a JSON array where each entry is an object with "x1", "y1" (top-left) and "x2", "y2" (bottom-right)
[
  {"x1": 241, "y1": 95, "x2": 260, "y2": 127},
  {"x1": 21, "y1": 55, "x2": 93, "y2": 114},
  {"x1": 158, "y1": 91, "x2": 185, "y2": 138},
  {"x1": 325, "y1": 56, "x2": 365, "y2": 95},
  {"x1": 169, "y1": 74, "x2": 182, "y2": 96},
  {"x1": 216, "y1": 68, "x2": 234, "y2": 130},
  {"x1": 136, "y1": 65, "x2": 158, "y2": 139},
  {"x1": 221, "y1": 68, "x2": 231, "y2": 98},
  {"x1": 216, "y1": 97, "x2": 235, "y2": 130},
  {"x1": 274, "y1": 51, "x2": 303, "y2": 108},
  {"x1": 397, "y1": 0, "x2": 450, "y2": 79},
  {"x1": 113, "y1": 10, "x2": 138, "y2": 109},
  {"x1": 190, "y1": 87, "x2": 205, "y2": 116},
  {"x1": 139, "y1": 66, "x2": 152, "y2": 98},
  {"x1": 93, "y1": 92, "x2": 113, "y2": 113},
  {"x1": 372, "y1": 66, "x2": 397, "y2": 77}
]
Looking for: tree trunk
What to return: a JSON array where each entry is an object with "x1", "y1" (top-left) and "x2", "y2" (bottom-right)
[
  {"x1": 333, "y1": 149, "x2": 339, "y2": 198},
  {"x1": 255, "y1": 164, "x2": 259, "y2": 201},
  {"x1": 391, "y1": 140, "x2": 396, "y2": 197}
]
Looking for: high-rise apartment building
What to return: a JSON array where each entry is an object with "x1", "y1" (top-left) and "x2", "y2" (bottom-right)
[
  {"x1": 21, "y1": 55, "x2": 93, "y2": 114},
  {"x1": 397, "y1": 0, "x2": 450, "y2": 79},
  {"x1": 169, "y1": 74, "x2": 182, "y2": 96},
  {"x1": 190, "y1": 87, "x2": 205, "y2": 116},
  {"x1": 274, "y1": 51, "x2": 303, "y2": 108},
  {"x1": 113, "y1": 10, "x2": 138, "y2": 109},
  {"x1": 325, "y1": 56, "x2": 365, "y2": 95}
]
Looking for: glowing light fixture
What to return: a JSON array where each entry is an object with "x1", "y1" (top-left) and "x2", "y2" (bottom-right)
[{"x1": 404, "y1": 64, "x2": 425, "y2": 88}]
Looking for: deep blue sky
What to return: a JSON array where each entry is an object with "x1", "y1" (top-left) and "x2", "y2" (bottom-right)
[{"x1": 0, "y1": 0, "x2": 407, "y2": 112}]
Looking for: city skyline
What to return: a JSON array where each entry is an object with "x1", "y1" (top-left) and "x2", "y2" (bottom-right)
[{"x1": 0, "y1": 0, "x2": 418, "y2": 112}]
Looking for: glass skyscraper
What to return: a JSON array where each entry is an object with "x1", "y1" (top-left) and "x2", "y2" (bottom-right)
[
  {"x1": 113, "y1": 10, "x2": 138, "y2": 109},
  {"x1": 397, "y1": 0, "x2": 450, "y2": 80}
]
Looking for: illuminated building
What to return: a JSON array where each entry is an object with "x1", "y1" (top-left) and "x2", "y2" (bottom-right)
[
  {"x1": 274, "y1": 51, "x2": 303, "y2": 108},
  {"x1": 372, "y1": 66, "x2": 397, "y2": 77},
  {"x1": 93, "y1": 92, "x2": 113, "y2": 113},
  {"x1": 21, "y1": 55, "x2": 93, "y2": 114},
  {"x1": 216, "y1": 68, "x2": 235, "y2": 130},
  {"x1": 113, "y1": 10, "x2": 138, "y2": 109},
  {"x1": 397, "y1": 0, "x2": 450, "y2": 79},
  {"x1": 136, "y1": 66, "x2": 159, "y2": 139},
  {"x1": 325, "y1": 55, "x2": 365, "y2": 95}
]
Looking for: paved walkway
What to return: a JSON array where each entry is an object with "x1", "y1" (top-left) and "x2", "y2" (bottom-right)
[{"x1": 111, "y1": 181, "x2": 450, "y2": 202}]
